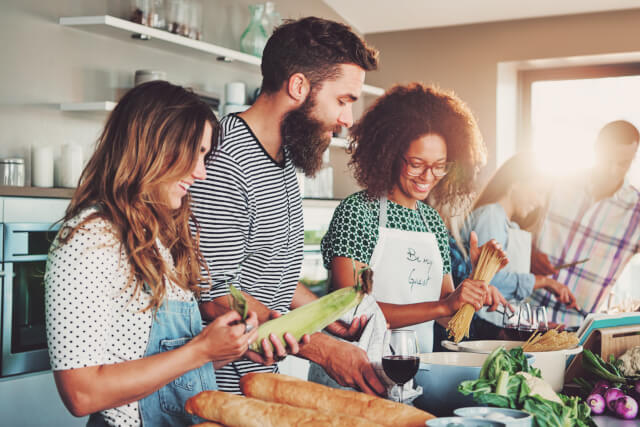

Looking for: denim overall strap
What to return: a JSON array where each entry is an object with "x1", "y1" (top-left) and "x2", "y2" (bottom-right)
[{"x1": 138, "y1": 298, "x2": 217, "y2": 427}]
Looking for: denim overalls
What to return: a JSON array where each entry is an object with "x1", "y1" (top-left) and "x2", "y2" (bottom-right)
[{"x1": 87, "y1": 298, "x2": 217, "y2": 426}]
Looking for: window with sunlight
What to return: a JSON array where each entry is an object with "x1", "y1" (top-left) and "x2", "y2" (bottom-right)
[
  {"x1": 529, "y1": 72, "x2": 640, "y2": 306},
  {"x1": 530, "y1": 74, "x2": 640, "y2": 186}
]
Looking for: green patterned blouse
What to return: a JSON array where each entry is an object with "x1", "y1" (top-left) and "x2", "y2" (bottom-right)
[{"x1": 321, "y1": 190, "x2": 452, "y2": 273}]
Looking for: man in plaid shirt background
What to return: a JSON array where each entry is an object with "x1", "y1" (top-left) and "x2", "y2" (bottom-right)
[{"x1": 528, "y1": 120, "x2": 640, "y2": 327}]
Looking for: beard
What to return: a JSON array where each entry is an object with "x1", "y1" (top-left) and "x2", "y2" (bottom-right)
[{"x1": 281, "y1": 94, "x2": 340, "y2": 177}]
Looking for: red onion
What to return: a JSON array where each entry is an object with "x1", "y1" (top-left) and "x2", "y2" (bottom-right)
[
  {"x1": 604, "y1": 388, "x2": 625, "y2": 412},
  {"x1": 613, "y1": 395, "x2": 638, "y2": 420},
  {"x1": 586, "y1": 393, "x2": 606, "y2": 415},
  {"x1": 592, "y1": 379, "x2": 610, "y2": 396}
]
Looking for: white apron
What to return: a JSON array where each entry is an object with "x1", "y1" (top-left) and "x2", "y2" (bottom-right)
[
  {"x1": 478, "y1": 226, "x2": 531, "y2": 325},
  {"x1": 369, "y1": 197, "x2": 444, "y2": 353}
]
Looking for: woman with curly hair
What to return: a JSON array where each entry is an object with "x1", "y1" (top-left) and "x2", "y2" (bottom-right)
[
  {"x1": 321, "y1": 83, "x2": 508, "y2": 353},
  {"x1": 45, "y1": 81, "x2": 261, "y2": 426}
]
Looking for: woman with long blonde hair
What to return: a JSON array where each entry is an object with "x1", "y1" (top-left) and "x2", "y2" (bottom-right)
[{"x1": 45, "y1": 81, "x2": 259, "y2": 426}]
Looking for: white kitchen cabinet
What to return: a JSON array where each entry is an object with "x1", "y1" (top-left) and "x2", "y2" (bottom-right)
[{"x1": 0, "y1": 371, "x2": 87, "y2": 427}]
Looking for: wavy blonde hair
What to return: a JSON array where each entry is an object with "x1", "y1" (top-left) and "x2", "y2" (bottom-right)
[{"x1": 58, "y1": 81, "x2": 218, "y2": 311}]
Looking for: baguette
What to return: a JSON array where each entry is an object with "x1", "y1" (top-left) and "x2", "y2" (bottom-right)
[
  {"x1": 185, "y1": 390, "x2": 383, "y2": 427},
  {"x1": 239, "y1": 373, "x2": 434, "y2": 426}
]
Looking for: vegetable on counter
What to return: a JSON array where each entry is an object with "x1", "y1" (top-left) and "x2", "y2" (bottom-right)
[
  {"x1": 613, "y1": 395, "x2": 639, "y2": 419},
  {"x1": 604, "y1": 388, "x2": 625, "y2": 412},
  {"x1": 231, "y1": 264, "x2": 372, "y2": 354},
  {"x1": 459, "y1": 347, "x2": 595, "y2": 427},
  {"x1": 618, "y1": 345, "x2": 640, "y2": 377},
  {"x1": 581, "y1": 349, "x2": 630, "y2": 384},
  {"x1": 585, "y1": 393, "x2": 605, "y2": 415},
  {"x1": 574, "y1": 349, "x2": 640, "y2": 419}
]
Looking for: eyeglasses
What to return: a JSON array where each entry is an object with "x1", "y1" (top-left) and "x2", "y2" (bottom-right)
[{"x1": 403, "y1": 158, "x2": 454, "y2": 178}]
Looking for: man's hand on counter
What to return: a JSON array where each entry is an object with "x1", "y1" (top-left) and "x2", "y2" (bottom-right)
[{"x1": 299, "y1": 333, "x2": 386, "y2": 396}]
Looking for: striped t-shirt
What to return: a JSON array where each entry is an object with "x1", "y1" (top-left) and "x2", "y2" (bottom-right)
[{"x1": 190, "y1": 114, "x2": 304, "y2": 394}]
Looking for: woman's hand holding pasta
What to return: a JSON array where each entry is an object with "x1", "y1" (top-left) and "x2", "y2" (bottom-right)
[{"x1": 445, "y1": 279, "x2": 487, "y2": 313}]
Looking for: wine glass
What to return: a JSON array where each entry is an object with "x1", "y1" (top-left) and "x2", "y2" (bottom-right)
[
  {"x1": 382, "y1": 329, "x2": 419, "y2": 404},
  {"x1": 534, "y1": 306, "x2": 549, "y2": 332},
  {"x1": 502, "y1": 303, "x2": 533, "y2": 340}
]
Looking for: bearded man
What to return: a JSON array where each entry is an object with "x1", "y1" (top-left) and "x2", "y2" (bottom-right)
[{"x1": 189, "y1": 17, "x2": 384, "y2": 395}]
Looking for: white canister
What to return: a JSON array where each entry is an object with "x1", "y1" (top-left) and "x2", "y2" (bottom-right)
[
  {"x1": 32, "y1": 146, "x2": 54, "y2": 188},
  {"x1": 59, "y1": 144, "x2": 84, "y2": 188},
  {"x1": 224, "y1": 82, "x2": 246, "y2": 105},
  {"x1": 134, "y1": 70, "x2": 167, "y2": 86}
]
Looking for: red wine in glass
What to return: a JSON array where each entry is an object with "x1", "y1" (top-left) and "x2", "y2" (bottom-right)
[
  {"x1": 382, "y1": 355, "x2": 420, "y2": 385},
  {"x1": 383, "y1": 329, "x2": 419, "y2": 403}
]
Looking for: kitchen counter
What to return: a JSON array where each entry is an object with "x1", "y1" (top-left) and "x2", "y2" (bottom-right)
[
  {"x1": 0, "y1": 186, "x2": 74, "y2": 198},
  {"x1": 594, "y1": 415, "x2": 639, "y2": 426}
]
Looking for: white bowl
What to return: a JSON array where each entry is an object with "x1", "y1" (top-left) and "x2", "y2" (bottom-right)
[
  {"x1": 441, "y1": 340, "x2": 582, "y2": 392},
  {"x1": 454, "y1": 407, "x2": 532, "y2": 427}
]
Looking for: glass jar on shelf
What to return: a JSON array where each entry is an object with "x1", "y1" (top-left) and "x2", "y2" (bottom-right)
[
  {"x1": 129, "y1": 0, "x2": 165, "y2": 29},
  {"x1": 129, "y1": 0, "x2": 150, "y2": 25},
  {"x1": 167, "y1": 0, "x2": 189, "y2": 36},
  {"x1": 149, "y1": 0, "x2": 166, "y2": 29},
  {"x1": 240, "y1": 4, "x2": 268, "y2": 57},
  {"x1": 187, "y1": 0, "x2": 203, "y2": 40},
  {"x1": 261, "y1": 1, "x2": 281, "y2": 36}
]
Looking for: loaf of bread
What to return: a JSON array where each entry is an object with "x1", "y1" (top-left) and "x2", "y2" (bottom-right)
[
  {"x1": 239, "y1": 373, "x2": 434, "y2": 426},
  {"x1": 185, "y1": 390, "x2": 383, "y2": 427},
  {"x1": 191, "y1": 423, "x2": 226, "y2": 427}
]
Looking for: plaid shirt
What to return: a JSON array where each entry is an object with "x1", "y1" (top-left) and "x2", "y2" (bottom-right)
[{"x1": 527, "y1": 178, "x2": 640, "y2": 327}]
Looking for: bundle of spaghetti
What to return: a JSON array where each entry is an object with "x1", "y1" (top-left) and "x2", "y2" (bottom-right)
[
  {"x1": 522, "y1": 328, "x2": 579, "y2": 352},
  {"x1": 447, "y1": 245, "x2": 504, "y2": 343}
]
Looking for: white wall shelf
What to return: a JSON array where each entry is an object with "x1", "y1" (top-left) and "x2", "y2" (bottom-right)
[
  {"x1": 59, "y1": 15, "x2": 384, "y2": 97},
  {"x1": 60, "y1": 101, "x2": 116, "y2": 111}
]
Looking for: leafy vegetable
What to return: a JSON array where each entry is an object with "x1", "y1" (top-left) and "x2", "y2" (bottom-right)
[
  {"x1": 459, "y1": 347, "x2": 595, "y2": 427},
  {"x1": 581, "y1": 349, "x2": 628, "y2": 384}
]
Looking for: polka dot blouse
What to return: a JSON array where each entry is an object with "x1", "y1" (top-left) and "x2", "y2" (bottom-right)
[
  {"x1": 44, "y1": 207, "x2": 193, "y2": 427},
  {"x1": 321, "y1": 190, "x2": 452, "y2": 273}
]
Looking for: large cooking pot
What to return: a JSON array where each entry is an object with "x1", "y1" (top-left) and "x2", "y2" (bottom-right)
[
  {"x1": 414, "y1": 352, "x2": 535, "y2": 416},
  {"x1": 441, "y1": 340, "x2": 582, "y2": 392}
]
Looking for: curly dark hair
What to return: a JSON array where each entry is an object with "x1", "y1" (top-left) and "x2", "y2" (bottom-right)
[
  {"x1": 349, "y1": 83, "x2": 486, "y2": 208},
  {"x1": 260, "y1": 17, "x2": 379, "y2": 93}
]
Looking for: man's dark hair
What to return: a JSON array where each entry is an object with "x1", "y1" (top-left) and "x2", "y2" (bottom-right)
[
  {"x1": 260, "y1": 17, "x2": 379, "y2": 93},
  {"x1": 597, "y1": 120, "x2": 640, "y2": 146}
]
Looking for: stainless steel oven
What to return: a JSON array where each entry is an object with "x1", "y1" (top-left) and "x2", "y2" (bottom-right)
[{"x1": 1, "y1": 222, "x2": 59, "y2": 377}]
